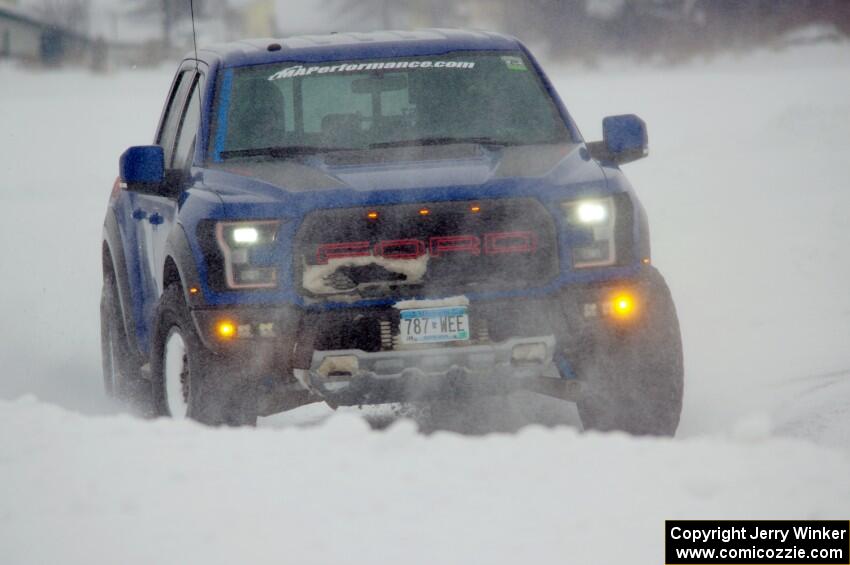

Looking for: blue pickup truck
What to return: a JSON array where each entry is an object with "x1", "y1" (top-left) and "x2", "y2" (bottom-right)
[{"x1": 101, "y1": 29, "x2": 683, "y2": 434}]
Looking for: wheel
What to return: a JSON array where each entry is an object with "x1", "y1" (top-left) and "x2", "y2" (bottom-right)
[
  {"x1": 100, "y1": 272, "x2": 150, "y2": 410},
  {"x1": 162, "y1": 329, "x2": 190, "y2": 419},
  {"x1": 576, "y1": 268, "x2": 684, "y2": 436},
  {"x1": 150, "y1": 283, "x2": 258, "y2": 426}
]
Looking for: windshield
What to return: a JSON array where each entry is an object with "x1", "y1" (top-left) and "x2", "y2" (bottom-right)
[{"x1": 212, "y1": 51, "x2": 572, "y2": 160}]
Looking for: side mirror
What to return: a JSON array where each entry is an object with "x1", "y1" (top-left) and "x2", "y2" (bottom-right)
[
  {"x1": 588, "y1": 114, "x2": 648, "y2": 165},
  {"x1": 119, "y1": 145, "x2": 165, "y2": 193}
]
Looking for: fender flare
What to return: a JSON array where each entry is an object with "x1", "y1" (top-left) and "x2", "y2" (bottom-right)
[
  {"x1": 102, "y1": 209, "x2": 143, "y2": 359},
  {"x1": 163, "y1": 223, "x2": 205, "y2": 308}
]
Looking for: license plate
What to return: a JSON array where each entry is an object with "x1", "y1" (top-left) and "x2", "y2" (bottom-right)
[{"x1": 398, "y1": 306, "x2": 470, "y2": 345}]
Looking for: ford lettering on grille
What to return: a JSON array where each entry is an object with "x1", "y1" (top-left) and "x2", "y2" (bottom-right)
[{"x1": 316, "y1": 231, "x2": 537, "y2": 264}]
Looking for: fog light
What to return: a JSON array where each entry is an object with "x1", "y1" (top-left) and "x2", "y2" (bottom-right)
[
  {"x1": 609, "y1": 292, "x2": 637, "y2": 319},
  {"x1": 317, "y1": 355, "x2": 359, "y2": 378},
  {"x1": 511, "y1": 343, "x2": 547, "y2": 364},
  {"x1": 215, "y1": 320, "x2": 236, "y2": 339}
]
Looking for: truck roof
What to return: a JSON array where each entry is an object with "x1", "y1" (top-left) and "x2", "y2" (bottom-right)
[{"x1": 196, "y1": 28, "x2": 522, "y2": 68}]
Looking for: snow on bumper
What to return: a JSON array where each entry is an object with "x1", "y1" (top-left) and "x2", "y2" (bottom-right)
[{"x1": 294, "y1": 335, "x2": 557, "y2": 406}]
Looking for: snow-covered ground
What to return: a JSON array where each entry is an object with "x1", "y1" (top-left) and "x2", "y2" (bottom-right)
[{"x1": 1, "y1": 42, "x2": 849, "y2": 563}]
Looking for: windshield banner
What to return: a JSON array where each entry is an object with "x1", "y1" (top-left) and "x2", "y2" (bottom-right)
[{"x1": 269, "y1": 60, "x2": 476, "y2": 80}]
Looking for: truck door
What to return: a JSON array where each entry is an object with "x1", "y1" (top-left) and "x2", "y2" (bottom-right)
[
  {"x1": 148, "y1": 70, "x2": 204, "y2": 288},
  {"x1": 131, "y1": 65, "x2": 203, "y2": 348}
]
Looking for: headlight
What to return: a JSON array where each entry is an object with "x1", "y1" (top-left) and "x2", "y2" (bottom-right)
[
  {"x1": 574, "y1": 201, "x2": 608, "y2": 224},
  {"x1": 560, "y1": 197, "x2": 617, "y2": 268},
  {"x1": 215, "y1": 220, "x2": 280, "y2": 288},
  {"x1": 232, "y1": 227, "x2": 259, "y2": 244}
]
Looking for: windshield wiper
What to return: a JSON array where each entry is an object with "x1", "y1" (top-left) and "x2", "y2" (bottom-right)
[
  {"x1": 220, "y1": 145, "x2": 355, "y2": 159},
  {"x1": 369, "y1": 136, "x2": 521, "y2": 149}
]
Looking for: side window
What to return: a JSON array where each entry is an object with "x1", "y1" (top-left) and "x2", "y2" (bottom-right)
[
  {"x1": 173, "y1": 75, "x2": 202, "y2": 170},
  {"x1": 156, "y1": 70, "x2": 192, "y2": 166}
]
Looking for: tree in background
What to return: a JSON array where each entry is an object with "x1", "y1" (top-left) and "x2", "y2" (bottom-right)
[
  {"x1": 502, "y1": 0, "x2": 592, "y2": 52},
  {"x1": 329, "y1": 0, "x2": 464, "y2": 31},
  {"x1": 331, "y1": 0, "x2": 401, "y2": 29},
  {"x1": 128, "y1": 0, "x2": 183, "y2": 48},
  {"x1": 324, "y1": 0, "x2": 849, "y2": 63},
  {"x1": 125, "y1": 0, "x2": 846, "y2": 62},
  {"x1": 496, "y1": 0, "x2": 850, "y2": 61},
  {"x1": 128, "y1": 0, "x2": 230, "y2": 48}
]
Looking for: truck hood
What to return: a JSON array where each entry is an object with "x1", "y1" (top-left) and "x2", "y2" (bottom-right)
[{"x1": 203, "y1": 142, "x2": 607, "y2": 208}]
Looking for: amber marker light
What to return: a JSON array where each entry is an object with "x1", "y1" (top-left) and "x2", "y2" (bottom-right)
[
  {"x1": 610, "y1": 292, "x2": 637, "y2": 320},
  {"x1": 189, "y1": 286, "x2": 199, "y2": 295},
  {"x1": 215, "y1": 320, "x2": 237, "y2": 339},
  {"x1": 419, "y1": 208, "x2": 430, "y2": 216},
  {"x1": 642, "y1": 258, "x2": 651, "y2": 265},
  {"x1": 470, "y1": 204, "x2": 481, "y2": 213},
  {"x1": 366, "y1": 211, "x2": 379, "y2": 220}
]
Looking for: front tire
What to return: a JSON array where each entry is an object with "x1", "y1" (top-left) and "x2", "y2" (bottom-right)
[
  {"x1": 150, "y1": 283, "x2": 257, "y2": 426},
  {"x1": 162, "y1": 328, "x2": 190, "y2": 419},
  {"x1": 576, "y1": 268, "x2": 684, "y2": 436}
]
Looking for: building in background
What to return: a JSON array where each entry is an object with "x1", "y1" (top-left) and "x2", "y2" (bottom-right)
[
  {"x1": 0, "y1": 0, "x2": 93, "y2": 64},
  {"x1": 0, "y1": 1, "x2": 47, "y2": 60}
]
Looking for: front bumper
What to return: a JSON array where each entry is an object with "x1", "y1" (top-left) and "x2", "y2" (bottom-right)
[
  {"x1": 294, "y1": 335, "x2": 557, "y2": 406},
  {"x1": 188, "y1": 266, "x2": 665, "y2": 407}
]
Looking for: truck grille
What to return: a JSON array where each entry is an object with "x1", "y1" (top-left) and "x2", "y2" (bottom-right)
[{"x1": 293, "y1": 198, "x2": 559, "y2": 300}]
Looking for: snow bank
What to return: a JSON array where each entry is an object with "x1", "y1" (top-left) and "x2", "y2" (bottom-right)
[{"x1": 1, "y1": 396, "x2": 848, "y2": 565}]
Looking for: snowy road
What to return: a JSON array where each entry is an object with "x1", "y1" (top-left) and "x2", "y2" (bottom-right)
[{"x1": 1, "y1": 43, "x2": 849, "y2": 563}]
